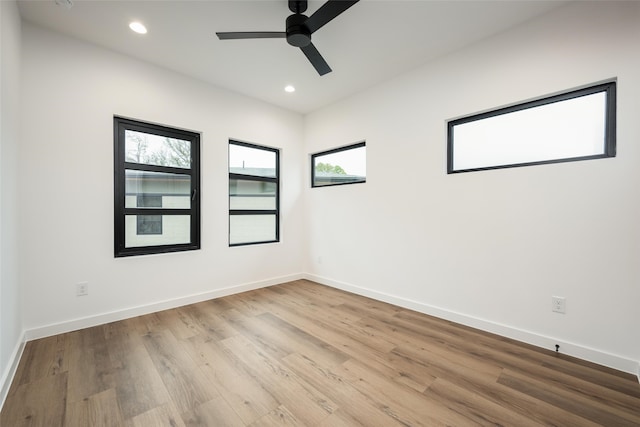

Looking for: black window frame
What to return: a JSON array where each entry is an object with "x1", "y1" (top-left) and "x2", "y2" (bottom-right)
[
  {"x1": 311, "y1": 141, "x2": 366, "y2": 188},
  {"x1": 447, "y1": 81, "x2": 616, "y2": 174},
  {"x1": 114, "y1": 116, "x2": 201, "y2": 257},
  {"x1": 228, "y1": 140, "x2": 280, "y2": 247}
]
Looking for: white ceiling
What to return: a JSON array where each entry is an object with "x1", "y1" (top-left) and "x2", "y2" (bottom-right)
[{"x1": 18, "y1": 0, "x2": 568, "y2": 114}]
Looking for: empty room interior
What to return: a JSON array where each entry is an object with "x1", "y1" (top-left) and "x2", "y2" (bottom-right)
[{"x1": 1, "y1": 0, "x2": 639, "y2": 425}]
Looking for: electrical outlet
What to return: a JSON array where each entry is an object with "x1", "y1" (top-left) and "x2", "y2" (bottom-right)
[
  {"x1": 552, "y1": 296, "x2": 566, "y2": 314},
  {"x1": 76, "y1": 282, "x2": 88, "y2": 297}
]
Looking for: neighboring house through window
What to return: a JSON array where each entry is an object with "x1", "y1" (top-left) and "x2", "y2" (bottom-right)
[{"x1": 136, "y1": 195, "x2": 162, "y2": 235}]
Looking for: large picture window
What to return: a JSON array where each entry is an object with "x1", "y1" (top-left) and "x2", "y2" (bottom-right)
[
  {"x1": 229, "y1": 141, "x2": 279, "y2": 246},
  {"x1": 447, "y1": 81, "x2": 616, "y2": 173},
  {"x1": 311, "y1": 142, "x2": 366, "y2": 187},
  {"x1": 114, "y1": 117, "x2": 200, "y2": 257}
]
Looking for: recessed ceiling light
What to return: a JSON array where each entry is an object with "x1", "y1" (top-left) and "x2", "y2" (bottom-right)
[
  {"x1": 284, "y1": 85, "x2": 295, "y2": 93},
  {"x1": 129, "y1": 22, "x2": 147, "y2": 35}
]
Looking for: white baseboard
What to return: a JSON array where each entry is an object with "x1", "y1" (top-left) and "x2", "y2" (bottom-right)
[
  {"x1": 25, "y1": 273, "x2": 305, "y2": 341},
  {"x1": 0, "y1": 331, "x2": 26, "y2": 411},
  {"x1": 305, "y1": 273, "x2": 639, "y2": 377}
]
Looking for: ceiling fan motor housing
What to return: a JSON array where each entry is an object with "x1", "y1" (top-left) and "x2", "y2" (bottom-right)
[{"x1": 286, "y1": 14, "x2": 311, "y2": 47}]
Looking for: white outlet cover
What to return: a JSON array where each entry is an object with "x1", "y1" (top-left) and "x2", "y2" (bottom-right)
[
  {"x1": 552, "y1": 296, "x2": 566, "y2": 313},
  {"x1": 76, "y1": 282, "x2": 89, "y2": 296}
]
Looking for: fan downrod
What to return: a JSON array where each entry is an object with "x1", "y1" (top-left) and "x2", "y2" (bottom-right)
[{"x1": 288, "y1": 0, "x2": 307, "y2": 13}]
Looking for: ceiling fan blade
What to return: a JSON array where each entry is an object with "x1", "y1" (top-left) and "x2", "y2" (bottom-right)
[
  {"x1": 216, "y1": 32, "x2": 286, "y2": 40},
  {"x1": 300, "y1": 42, "x2": 332, "y2": 76},
  {"x1": 304, "y1": 0, "x2": 359, "y2": 34}
]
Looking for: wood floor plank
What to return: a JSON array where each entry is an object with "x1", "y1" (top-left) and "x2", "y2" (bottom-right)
[
  {"x1": 382, "y1": 308, "x2": 640, "y2": 416},
  {"x1": 221, "y1": 334, "x2": 337, "y2": 425},
  {"x1": 281, "y1": 352, "x2": 406, "y2": 427},
  {"x1": 498, "y1": 369, "x2": 640, "y2": 426},
  {"x1": 128, "y1": 311, "x2": 166, "y2": 336},
  {"x1": 126, "y1": 402, "x2": 186, "y2": 427},
  {"x1": 182, "y1": 334, "x2": 280, "y2": 424},
  {"x1": 8, "y1": 334, "x2": 68, "y2": 394},
  {"x1": 65, "y1": 388, "x2": 125, "y2": 427},
  {"x1": 223, "y1": 292, "x2": 269, "y2": 317},
  {"x1": 394, "y1": 306, "x2": 636, "y2": 398},
  {"x1": 66, "y1": 326, "x2": 116, "y2": 404},
  {"x1": 2, "y1": 280, "x2": 639, "y2": 426},
  {"x1": 158, "y1": 307, "x2": 206, "y2": 341},
  {"x1": 392, "y1": 342, "x2": 503, "y2": 384},
  {"x1": 104, "y1": 319, "x2": 172, "y2": 420},
  {"x1": 364, "y1": 304, "x2": 637, "y2": 416},
  {"x1": 425, "y1": 378, "x2": 544, "y2": 427},
  {"x1": 393, "y1": 307, "x2": 622, "y2": 390},
  {"x1": 252, "y1": 294, "x2": 437, "y2": 392},
  {"x1": 259, "y1": 286, "x2": 354, "y2": 325},
  {"x1": 390, "y1": 312, "x2": 640, "y2": 417},
  {"x1": 216, "y1": 308, "x2": 293, "y2": 360},
  {"x1": 1, "y1": 371, "x2": 68, "y2": 427},
  {"x1": 261, "y1": 284, "x2": 362, "y2": 324},
  {"x1": 256, "y1": 312, "x2": 350, "y2": 367},
  {"x1": 390, "y1": 342, "x2": 605, "y2": 426},
  {"x1": 541, "y1": 358, "x2": 640, "y2": 399},
  {"x1": 181, "y1": 301, "x2": 240, "y2": 341},
  {"x1": 259, "y1": 289, "x2": 396, "y2": 354},
  {"x1": 142, "y1": 329, "x2": 219, "y2": 415},
  {"x1": 182, "y1": 397, "x2": 245, "y2": 427},
  {"x1": 338, "y1": 357, "x2": 484, "y2": 426},
  {"x1": 247, "y1": 405, "x2": 299, "y2": 427},
  {"x1": 317, "y1": 410, "x2": 367, "y2": 427}
]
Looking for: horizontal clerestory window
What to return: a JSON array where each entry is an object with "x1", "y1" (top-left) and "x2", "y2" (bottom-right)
[
  {"x1": 311, "y1": 142, "x2": 366, "y2": 187},
  {"x1": 447, "y1": 81, "x2": 616, "y2": 173}
]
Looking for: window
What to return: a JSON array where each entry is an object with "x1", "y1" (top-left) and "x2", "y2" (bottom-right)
[
  {"x1": 447, "y1": 81, "x2": 616, "y2": 173},
  {"x1": 229, "y1": 141, "x2": 279, "y2": 246},
  {"x1": 311, "y1": 142, "x2": 366, "y2": 187},
  {"x1": 114, "y1": 117, "x2": 200, "y2": 257}
]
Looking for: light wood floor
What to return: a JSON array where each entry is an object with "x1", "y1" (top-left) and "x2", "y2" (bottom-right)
[{"x1": 2, "y1": 280, "x2": 639, "y2": 426}]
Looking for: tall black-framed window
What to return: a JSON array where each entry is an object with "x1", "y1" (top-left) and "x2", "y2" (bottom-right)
[
  {"x1": 311, "y1": 142, "x2": 366, "y2": 187},
  {"x1": 229, "y1": 140, "x2": 279, "y2": 246},
  {"x1": 447, "y1": 81, "x2": 616, "y2": 173},
  {"x1": 114, "y1": 117, "x2": 201, "y2": 257}
]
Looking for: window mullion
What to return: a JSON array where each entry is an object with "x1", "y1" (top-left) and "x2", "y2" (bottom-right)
[
  {"x1": 124, "y1": 208, "x2": 190, "y2": 216},
  {"x1": 228, "y1": 173, "x2": 277, "y2": 183},
  {"x1": 125, "y1": 162, "x2": 193, "y2": 175}
]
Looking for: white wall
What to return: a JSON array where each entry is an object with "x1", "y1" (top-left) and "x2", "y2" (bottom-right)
[
  {"x1": 305, "y1": 1, "x2": 640, "y2": 374},
  {"x1": 0, "y1": 0, "x2": 23, "y2": 405},
  {"x1": 19, "y1": 24, "x2": 306, "y2": 335}
]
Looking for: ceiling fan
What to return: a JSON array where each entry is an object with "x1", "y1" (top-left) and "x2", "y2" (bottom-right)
[{"x1": 216, "y1": 0, "x2": 359, "y2": 76}]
